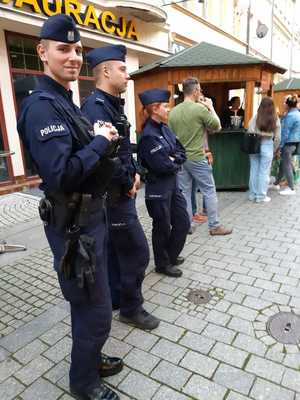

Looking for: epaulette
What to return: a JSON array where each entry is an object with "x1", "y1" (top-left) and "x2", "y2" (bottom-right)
[
  {"x1": 95, "y1": 97, "x2": 105, "y2": 104},
  {"x1": 38, "y1": 92, "x2": 55, "y2": 100}
]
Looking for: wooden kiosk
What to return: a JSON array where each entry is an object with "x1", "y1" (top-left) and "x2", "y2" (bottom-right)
[
  {"x1": 273, "y1": 78, "x2": 300, "y2": 116},
  {"x1": 132, "y1": 42, "x2": 286, "y2": 189}
]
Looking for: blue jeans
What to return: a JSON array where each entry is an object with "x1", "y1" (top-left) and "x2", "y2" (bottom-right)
[
  {"x1": 249, "y1": 138, "x2": 274, "y2": 201},
  {"x1": 191, "y1": 179, "x2": 206, "y2": 215},
  {"x1": 178, "y1": 159, "x2": 219, "y2": 229}
]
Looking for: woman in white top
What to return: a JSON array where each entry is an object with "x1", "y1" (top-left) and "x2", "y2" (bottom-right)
[{"x1": 247, "y1": 97, "x2": 281, "y2": 203}]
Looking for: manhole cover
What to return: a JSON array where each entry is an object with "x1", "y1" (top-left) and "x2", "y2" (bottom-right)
[
  {"x1": 187, "y1": 289, "x2": 212, "y2": 305},
  {"x1": 267, "y1": 312, "x2": 300, "y2": 345}
]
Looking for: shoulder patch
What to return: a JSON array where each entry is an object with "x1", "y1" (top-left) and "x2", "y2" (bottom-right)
[
  {"x1": 37, "y1": 122, "x2": 68, "y2": 141},
  {"x1": 95, "y1": 97, "x2": 105, "y2": 104}
]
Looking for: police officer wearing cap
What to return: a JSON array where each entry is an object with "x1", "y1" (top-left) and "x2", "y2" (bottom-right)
[
  {"x1": 81, "y1": 46, "x2": 159, "y2": 330},
  {"x1": 17, "y1": 14, "x2": 122, "y2": 400},
  {"x1": 138, "y1": 89, "x2": 190, "y2": 277}
]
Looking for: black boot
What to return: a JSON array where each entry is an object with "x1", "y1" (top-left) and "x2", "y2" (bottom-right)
[
  {"x1": 99, "y1": 354, "x2": 123, "y2": 377},
  {"x1": 172, "y1": 256, "x2": 185, "y2": 266},
  {"x1": 119, "y1": 309, "x2": 160, "y2": 330},
  {"x1": 155, "y1": 264, "x2": 183, "y2": 277},
  {"x1": 70, "y1": 383, "x2": 119, "y2": 400}
]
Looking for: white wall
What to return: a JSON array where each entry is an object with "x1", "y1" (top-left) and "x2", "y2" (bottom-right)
[{"x1": 0, "y1": 29, "x2": 24, "y2": 178}]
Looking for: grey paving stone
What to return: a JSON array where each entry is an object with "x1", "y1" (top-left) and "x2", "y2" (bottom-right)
[
  {"x1": 228, "y1": 304, "x2": 258, "y2": 322},
  {"x1": 250, "y1": 378, "x2": 294, "y2": 400},
  {"x1": 102, "y1": 337, "x2": 133, "y2": 358},
  {"x1": 213, "y1": 277, "x2": 237, "y2": 291},
  {"x1": 226, "y1": 392, "x2": 249, "y2": 400},
  {"x1": 233, "y1": 333, "x2": 267, "y2": 356},
  {"x1": 0, "y1": 303, "x2": 69, "y2": 352},
  {"x1": 153, "y1": 321, "x2": 185, "y2": 342},
  {"x1": 260, "y1": 290, "x2": 290, "y2": 305},
  {"x1": 13, "y1": 339, "x2": 48, "y2": 364},
  {"x1": 152, "y1": 386, "x2": 190, "y2": 400},
  {"x1": 0, "y1": 358, "x2": 22, "y2": 383},
  {"x1": 40, "y1": 322, "x2": 70, "y2": 345},
  {"x1": 151, "y1": 338, "x2": 187, "y2": 364},
  {"x1": 43, "y1": 336, "x2": 72, "y2": 363},
  {"x1": 242, "y1": 296, "x2": 272, "y2": 311},
  {"x1": 183, "y1": 374, "x2": 227, "y2": 400},
  {"x1": 205, "y1": 309, "x2": 231, "y2": 326},
  {"x1": 231, "y1": 273, "x2": 255, "y2": 285},
  {"x1": 210, "y1": 342, "x2": 248, "y2": 368},
  {"x1": 0, "y1": 377, "x2": 25, "y2": 400},
  {"x1": 150, "y1": 360, "x2": 191, "y2": 390},
  {"x1": 110, "y1": 319, "x2": 133, "y2": 340},
  {"x1": 0, "y1": 346, "x2": 9, "y2": 362},
  {"x1": 227, "y1": 317, "x2": 254, "y2": 336},
  {"x1": 179, "y1": 331, "x2": 215, "y2": 355},
  {"x1": 151, "y1": 282, "x2": 177, "y2": 295},
  {"x1": 214, "y1": 363, "x2": 255, "y2": 395},
  {"x1": 124, "y1": 329, "x2": 158, "y2": 351},
  {"x1": 202, "y1": 323, "x2": 236, "y2": 344},
  {"x1": 180, "y1": 349, "x2": 219, "y2": 378},
  {"x1": 124, "y1": 348, "x2": 160, "y2": 374},
  {"x1": 104, "y1": 365, "x2": 131, "y2": 387},
  {"x1": 152, "y1": 306, "x2": 181, "y2": 323},
  {"x1": 282, "y1": 368, "x2": 300, "y2": 392},
  {"x1": 150, "y1": 292, "x2": 173, "y2": 306},
  {"x1": 283, "y1": 353, "x2": 300, "y2": 369},
  {"x1": 14, "y1": 355, "x2": 53, "y2": 385},
  {"x1": 20, "y1": 377, "x2": 62, "y2": 400},
  {"x1": 44, "y1": 360, "x2": 69, "y2": 384},
  {"x1": 245, "y1": 355, "x2": 285, "y2": 383},
  {"x1": 254, "y1": 278, "x2": 280, "y2": 292},
  {"x1": 119, "y1": 370, "x2": 160, "y2": 400},
  {"x1": 175, "y1": 314, "x2": 207, "y2": 334}
]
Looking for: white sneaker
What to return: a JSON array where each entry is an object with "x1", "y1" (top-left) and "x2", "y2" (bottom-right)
[
  {"x1": 279, "y1": 188, "x2": 296, "y2": 196},
  {"x1": 268, "y1": 184, "x2": 280, "y2": 190},
  {"x1": 257, "y1": 196, "x2": 271, "y2": 203}
]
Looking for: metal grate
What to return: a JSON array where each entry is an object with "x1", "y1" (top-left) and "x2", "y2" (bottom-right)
[
  {"x1": 267, "y1": 312, "x2": 300, "y2": 345},
  {"x1": 187, "y1": 289, "x2": 212, "y2": 305}
]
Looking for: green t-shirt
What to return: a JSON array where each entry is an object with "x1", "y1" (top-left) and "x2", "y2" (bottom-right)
[{"x1": 169, "y1": 101, "x2": 220, "y2": 161}]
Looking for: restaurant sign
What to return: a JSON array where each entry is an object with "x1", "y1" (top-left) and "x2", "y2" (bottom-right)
[{"x1": 0, "y1": 0, "x2": 139, "y2": 40}]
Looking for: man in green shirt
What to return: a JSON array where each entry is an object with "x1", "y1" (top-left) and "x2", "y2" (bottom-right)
[{"x1": 169, "y1": 77, "x2": 232, "y2": 236}]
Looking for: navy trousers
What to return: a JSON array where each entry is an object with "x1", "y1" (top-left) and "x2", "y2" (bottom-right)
[
  {"x1": 146, "y1": 187, "x2": 190, "y2": 269},
  {"x1": 107, "y1": 197, "x2": 149, "y2": 317},
  {"x1": 45, "y1": 209, "x2": 112, "y2": 392}
]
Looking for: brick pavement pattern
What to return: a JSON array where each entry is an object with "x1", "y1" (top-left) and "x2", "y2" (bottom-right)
[{"x1": 0, "y1": 190, "x2": 300, "y2": 399}]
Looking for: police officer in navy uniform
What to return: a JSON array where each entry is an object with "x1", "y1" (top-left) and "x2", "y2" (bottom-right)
[
  {"x1": 81, "y1": 46, "x2": 159, "y2": 330},
  {"x1": 138, "y1": 89, "x2": 190, "y2": 277},
  {"x1": 17, "y1": 14, "x2": 122, "y2": 400}
]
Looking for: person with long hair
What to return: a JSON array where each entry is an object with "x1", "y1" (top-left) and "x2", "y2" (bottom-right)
[
  {"x1": 247, "y1": 97, "x2": 281, "y2": 202},
  {"x1": 274, "y1": 95, "x2": 300, "y2": 195},
  {"x1": 137, "y1": 89, "x2": 190, "y2": 278}
]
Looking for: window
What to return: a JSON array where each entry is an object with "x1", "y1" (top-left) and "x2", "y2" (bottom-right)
[
  {"x1": 78, "y1": 51, "x2": 94, "y2": 104},
  {"x1": 6, "y1": 32, "x2": 41, "y2": 177}
]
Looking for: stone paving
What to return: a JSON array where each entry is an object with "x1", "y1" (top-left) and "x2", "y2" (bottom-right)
[{"x1": 0, "y1": 188, "x2": 300, "y2": 399}]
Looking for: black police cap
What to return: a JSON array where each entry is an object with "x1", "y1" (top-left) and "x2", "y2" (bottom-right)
[
  {"x1": 40, "y1": 14, "x2": 80, "y2": 43},
  {"x1": 87, "y1": 45, "x2": 126, "y2": 69},
  {"x1": 139, "y1": 89, "x2": 170, "y2": 106}
]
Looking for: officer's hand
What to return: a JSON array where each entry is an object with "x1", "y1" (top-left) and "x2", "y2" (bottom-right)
[
  {"x1": 134, "y1": 174, "x2": 141, "y2": 191},
  {"x1": 127, "y1": 184, "x2": 137, "y2": 199},
  {"x1": 94, "y1": 122, "x2": 119, "y2": 141}
]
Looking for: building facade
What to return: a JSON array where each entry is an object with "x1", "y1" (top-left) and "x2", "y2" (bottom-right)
[{"x1": 0, "y1": 0, "x2": 170, "y2": 191}]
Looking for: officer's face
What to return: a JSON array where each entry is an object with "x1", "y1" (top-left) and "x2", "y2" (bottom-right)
[
  {"x1": 105, "y1": 61, "x2": 130, "y2": 94},
  {"x1": 38, "y1": 40, "x2": 83, "y2": 87},
  {"x1": 153, "y1": 102, "x2": 169, "y2": 123}
]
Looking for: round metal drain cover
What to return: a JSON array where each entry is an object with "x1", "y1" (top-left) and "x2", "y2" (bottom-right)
[
  {"x1": 267, "y1": 312, "x2": 300, "y2": 345},
  {"x1": 187, "y1": 289, "x2": 212, "y2": 305}
]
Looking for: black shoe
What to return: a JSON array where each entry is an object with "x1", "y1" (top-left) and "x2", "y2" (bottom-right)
[
  {"x1": 99, "y1": 354, "x2": 123, "y2": 378},
  {"x1": 112, "y1": 303, "x2": 120, "y2": 311},
  {"x1": 119, "y1": 309, "x2": 160, "y2": 330},
  {"x1": 70, "y1": 384, "x2": 120, "y2": 400},
  {"x1": 155, "y1": 264, "x2": 183, "y2": 277},
  {"x1": 172, "y1": 256, "x2": 185, "y2": 266}
]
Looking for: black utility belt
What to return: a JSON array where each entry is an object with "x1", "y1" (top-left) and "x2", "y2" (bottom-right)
[{"x1": 39, "y1": 194, "x2": 105, "y2": 230}]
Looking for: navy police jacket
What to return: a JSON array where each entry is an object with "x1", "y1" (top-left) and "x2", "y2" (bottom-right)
[
  {"x1": 81, "y1": 89, "x2": 135, "y2": 194},
  {"x1": 17, "y1": 76, "x2": 110, "y2": 196},
  {"x1": 138, "y1": 118, "x2": 186, "y2": 199}
]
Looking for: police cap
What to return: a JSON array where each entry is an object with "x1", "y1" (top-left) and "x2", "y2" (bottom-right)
[
  {"x1": 87, "y1": 45, "x2": 126, "y2": 69},
  {"x1": 139, "y1": 89, "x2": 170, "y2": 106},
  {"x1": 40, "y1": 14, "x2": 80, "y2": 43}
]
